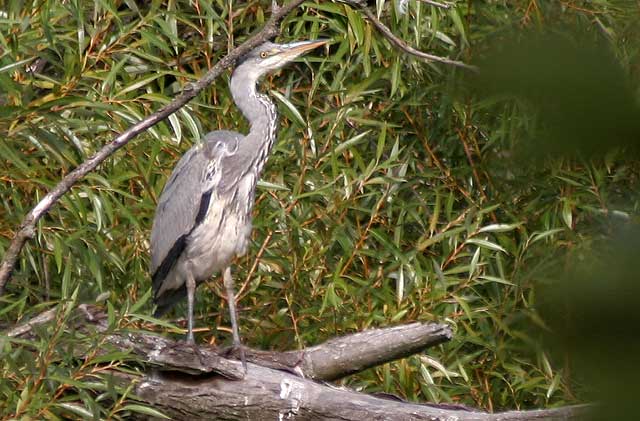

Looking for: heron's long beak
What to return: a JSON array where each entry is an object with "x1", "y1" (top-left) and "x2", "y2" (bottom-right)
[{"x1": 281, "y1": 39, "x2": 330, "y2": 59}]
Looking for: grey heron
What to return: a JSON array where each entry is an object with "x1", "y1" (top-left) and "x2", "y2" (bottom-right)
[{"x1": 150, "y1": 39, "x2": 328, "y2": 366}]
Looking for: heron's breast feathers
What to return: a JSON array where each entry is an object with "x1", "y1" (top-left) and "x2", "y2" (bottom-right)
[{"x1": 151, "y1": 161, "x2": 259, "y2": 302}]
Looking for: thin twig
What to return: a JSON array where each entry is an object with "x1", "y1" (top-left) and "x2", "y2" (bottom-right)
[
  {"x1": 0, "y1": 0, "x2": 306, "y2": 295},
  {"x1": 418, "y1": 0, "x2": 452, "y2": 9},
  {"x1": 237, "y1": 230, "x2": 274, "y2": 299},
  {"x1": 344, "y1": 0, "x2": 477, "y2": 71}
]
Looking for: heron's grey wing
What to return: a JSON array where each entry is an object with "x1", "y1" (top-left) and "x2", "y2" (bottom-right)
[
  {"x1": 150, "y1": 145, "x2": 208, "y2": 280},
  {"x1": 150, "y1": 131, "x2": 244, "y2": 296}
]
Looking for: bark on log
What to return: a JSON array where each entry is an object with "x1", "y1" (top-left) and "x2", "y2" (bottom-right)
[
  {"x1": 125, "y1": 368, "x2": 591, "y2": 421},
  {"x1": 6, "y1": 305, "x2": 453, "y2": 381},
  {"x1": 4, "y1": 305, "x2": 593, "y2": 420}
]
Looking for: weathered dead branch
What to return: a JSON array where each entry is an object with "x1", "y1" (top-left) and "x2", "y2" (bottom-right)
[{"x1": 4, "y1": 305, "x2": 592, "y2": 420}]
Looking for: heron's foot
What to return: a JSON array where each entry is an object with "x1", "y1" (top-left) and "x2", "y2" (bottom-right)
[
  {"x1": 220, "y1": 343, "x2": 248, "y2": 372},
  {"x1": 179, "y1": 339, "x2": 207, "y2": 367}
]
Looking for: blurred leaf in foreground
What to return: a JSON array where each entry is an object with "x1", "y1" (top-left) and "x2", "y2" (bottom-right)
[
  {"x1": 470, "y1": 29, "x2": 640, "y2": 158},
  {"x1": 538, "y1": 224, "x2": 640, "y2": 420}
]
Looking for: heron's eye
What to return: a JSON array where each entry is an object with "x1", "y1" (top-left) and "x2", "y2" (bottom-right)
[{"x1": 260, "y1": 51, "x2": 269, "y2": 59}]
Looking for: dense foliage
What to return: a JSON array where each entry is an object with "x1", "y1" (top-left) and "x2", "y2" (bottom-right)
[{"x1": 1, "y1": 0, "x2": 638, "y2": 418}]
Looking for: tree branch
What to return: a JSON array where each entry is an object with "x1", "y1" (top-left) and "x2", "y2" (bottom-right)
[
  {"x1": 3, "y1": 305, "x2": 592, "y2": 420},
  {"x1": 301, "y1": 321, "x2": 451, "y2": 380},
  {"x1": 6, "y1": 304, "x2": 453, "y2": 381},
  {"x1": 344, "y1": 0, "x2": 477, "y2": 71},
  {"x1": 122, "y1": 367, "x2": 592, "y2": 421}
]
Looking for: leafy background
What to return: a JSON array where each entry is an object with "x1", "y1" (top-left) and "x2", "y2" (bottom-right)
[{"x1": 1, "y1": 0, "x2": 639, "y2": 418}]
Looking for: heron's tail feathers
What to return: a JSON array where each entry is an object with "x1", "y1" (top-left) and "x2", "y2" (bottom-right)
[{"x1": 153, "y1": 284, "x2": 187, "y2": 317}]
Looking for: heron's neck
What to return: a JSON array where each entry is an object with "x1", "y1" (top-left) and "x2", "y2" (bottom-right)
[{"x1": 230, "y1": 73, "x2": 278, "y2": 175}]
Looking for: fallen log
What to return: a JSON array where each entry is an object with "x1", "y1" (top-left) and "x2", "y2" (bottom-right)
[{"x1": 4, "y1": 305, "x2": 592, "y2": 420}]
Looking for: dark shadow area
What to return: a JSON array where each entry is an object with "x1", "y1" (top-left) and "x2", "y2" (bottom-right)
[
  {"x1": 538, "y1": 224, "x2": 640, "y2": 421},
  {"x1": 468, "y1": 29, "x2": 640, "y2": 160}
]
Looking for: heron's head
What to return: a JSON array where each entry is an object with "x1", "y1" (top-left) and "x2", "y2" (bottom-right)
[
  {"x1": 203, "y1": 132, "x2": 240, "y2": 159},
  {"x1": 213, "y1": 138, "x2": 239, "y2": 157},
  {"x1": 233, "y1": 39, "x2": 329, "y2": 82}
]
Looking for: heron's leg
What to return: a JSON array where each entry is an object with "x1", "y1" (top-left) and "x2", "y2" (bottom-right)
[
  {"x1": 223, "y1": 266, "x2": 247, "y2": 371},
  {"x1": 186, "y1": 271, "x2": 197, "y2": 344}
]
